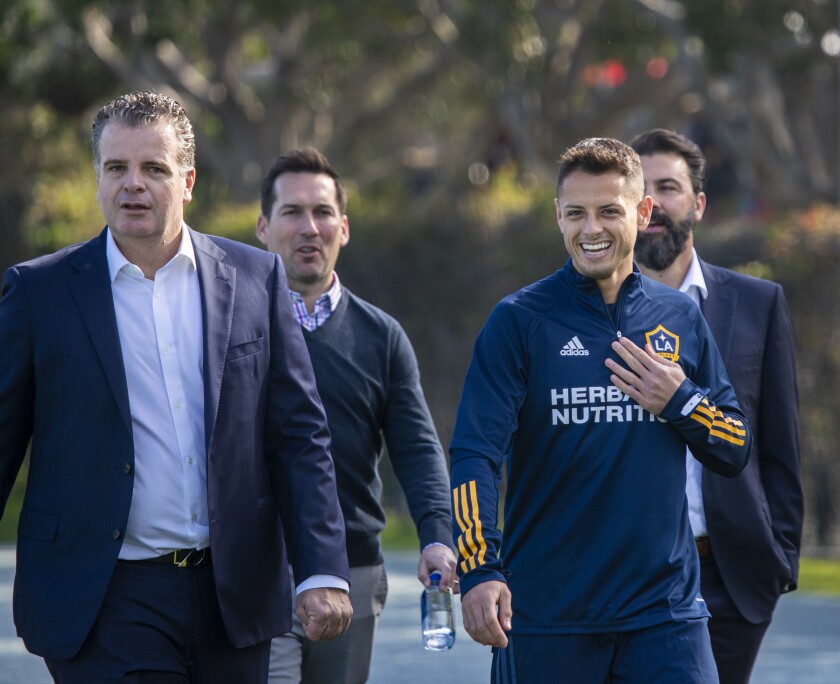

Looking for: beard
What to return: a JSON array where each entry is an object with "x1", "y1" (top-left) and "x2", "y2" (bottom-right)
[{"x1": 634, "y1": 209, "x2": 695, "y2": 271}]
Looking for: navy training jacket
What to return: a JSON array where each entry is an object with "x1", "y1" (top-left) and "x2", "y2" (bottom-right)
[{"x1": 450, "y1": 258, "x2": 751, "y2": 635}]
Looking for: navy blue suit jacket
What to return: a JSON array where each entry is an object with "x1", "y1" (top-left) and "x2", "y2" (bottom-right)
[
  {"x1": 0, "y1": 228, "x2": 350, "y2": 659},
  {"x1": 699, "y1": 260, "x2": 803, "y2": 623}
]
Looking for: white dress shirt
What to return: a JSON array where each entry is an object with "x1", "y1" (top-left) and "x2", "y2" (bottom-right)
[
  {"x1": 677, "y1": 249, "x2": 710, "y2": 537},
  {"x1": 108, "y1": 228, "x2": 348, "y2": 593},
  {"x1": 107, "y1": 228, "x2": 208, "y2": 560}
]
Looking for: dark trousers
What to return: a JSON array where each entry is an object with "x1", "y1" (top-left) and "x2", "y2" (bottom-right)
[
  {"x1": 491, "y1": 619, "x2": 718, "y2": 683},
  {"x1": 44, "y1": 559, "x2": 270, "y2": 683},
  {"x1": 700, "y1": 555, "x2": 771, "y2": 684}
]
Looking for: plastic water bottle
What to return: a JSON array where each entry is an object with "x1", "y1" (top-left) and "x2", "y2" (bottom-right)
[{"x1": 421, "y1": 570, "x2": 455, "y2": 651}]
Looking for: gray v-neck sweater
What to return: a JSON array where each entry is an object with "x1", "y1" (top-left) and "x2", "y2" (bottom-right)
[{"x1": 300, "y1": 288, "x2": 452, "y2": 566}]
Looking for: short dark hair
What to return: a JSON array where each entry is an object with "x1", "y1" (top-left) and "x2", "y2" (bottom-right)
[
  {"x1": 92, "y1": 91, "x2": 195, "y2": 175},
  {"x1": 630, "y1": 128, "x2": 706, "y2": 195},
  {"x1": 556, "y1": 137, "x2": 644, "y2": 201},
  {"x1": 260, "y1": 147, "x2": 346, "y2": 218}
]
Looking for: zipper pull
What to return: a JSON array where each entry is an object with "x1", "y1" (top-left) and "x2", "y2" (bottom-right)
[{"x1": 616, "y1": 330, "x2": 622, "y2": 338}]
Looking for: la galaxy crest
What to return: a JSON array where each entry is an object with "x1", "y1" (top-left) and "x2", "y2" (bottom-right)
[{"x1": 645, "y1": 324, "x2": 680, "y2": 362}]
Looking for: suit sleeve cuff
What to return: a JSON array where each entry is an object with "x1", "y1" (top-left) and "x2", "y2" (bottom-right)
[{"x1": 295, "y1": 574, "x2": 350, "y2": 595}]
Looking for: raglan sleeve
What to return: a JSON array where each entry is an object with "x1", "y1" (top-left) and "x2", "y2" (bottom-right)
[
  {"x1": 449, "y1": 302, "x2": 529, "y2": 595},
  {"x1": 382, "y1": 320, "x2": 453, "y2": 552},
  {"x1": 659, "y1": 310, "x2": 752, "y2": 477}
]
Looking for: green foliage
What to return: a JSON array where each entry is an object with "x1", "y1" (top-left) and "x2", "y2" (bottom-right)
[
  {"x1": 0, "y1": 101, "x2": 101, "y2": 264},
  {"x1": 27, "y1": 161, "x2": 102, "y2": 253},
  {"x1": 698, "y1": 204, "x2": 840, "y2": 549},
  {"x1": 191, "y1": 200, "x2": 261, "y2": 245},
  {"x1": 1, "y1": 1, "x2": 117, "y2": 112},
  {"x1": 592, "y1": 0, "x2": 670, "y2": 64},
  {"x1": 2, "y1": 0, "x2": 840, "y2": 553},
  {"x1": 684, "y1": 0, "x2": 830, "y2": 75},
  {"x1": 16, "y1": 104, "x2": 102, "y2": 253},
  {"x1": 462, "y1": 167, "x2": 550, "y2": 230}
]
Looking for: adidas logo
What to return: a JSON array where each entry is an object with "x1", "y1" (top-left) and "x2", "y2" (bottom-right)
[{"x1": 560, "y1": 336, "x2": 589, "y2": 356}]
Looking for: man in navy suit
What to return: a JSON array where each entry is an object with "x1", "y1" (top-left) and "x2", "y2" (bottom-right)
[
  {"x1": 0, "y1": 91, "x2": 352, "y2": 683},
  {"x1": 631, "y1": 128, "x2": 803, "y2": 684}
]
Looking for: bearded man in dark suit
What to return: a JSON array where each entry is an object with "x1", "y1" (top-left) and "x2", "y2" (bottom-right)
[{"x1": 631, "y1": 128, "x2": 803, "y2": 684}]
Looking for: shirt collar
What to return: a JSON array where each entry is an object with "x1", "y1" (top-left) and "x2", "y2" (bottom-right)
[
  {"x1": 289, "y1": 272, "x2": 343, "y2": 312},
  {"x1": 323, "y1": 271, "x2": 342, "y2": 310},
  {"x1": 106, "y1": 226, "x2": 197, "y2": 282},
  {"x1": 678, "y1": 248, "x2": 708, "y2": 300}
]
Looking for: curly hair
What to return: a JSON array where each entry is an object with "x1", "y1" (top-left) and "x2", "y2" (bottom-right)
[{"x1": 92, "y1": 91, "x2": 195, "y2": 175}]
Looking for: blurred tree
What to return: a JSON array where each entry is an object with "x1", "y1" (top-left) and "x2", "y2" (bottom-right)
[
  {"x1": 683, "y1": 0, "x2": 839, "y2": 207},
  {"x1": 697, "y1": 204, "x2": 840, "y2": 550},
  {"x1": 2, "y1": 0, "x2": 838, "y2": 262},
  {"x1": 1, "y1": 0, "x2": 838, "y2": 548}
]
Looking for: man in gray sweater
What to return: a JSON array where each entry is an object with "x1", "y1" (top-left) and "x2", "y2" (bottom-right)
[{"x1": 256, "y1": 147, "x2": 457, "y2": 684}]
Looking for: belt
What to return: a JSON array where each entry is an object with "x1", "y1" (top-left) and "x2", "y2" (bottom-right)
[
  {"x1": 695, "y1": 536, "x2": 711, "y2": 559},
  {"x1": 131, "y1": 547, "x2": 211, "y2": 567}
]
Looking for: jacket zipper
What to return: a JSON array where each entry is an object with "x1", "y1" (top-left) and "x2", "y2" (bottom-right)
[{"x1": 612, "y1": 273, "x2": 637, "y2": 339}]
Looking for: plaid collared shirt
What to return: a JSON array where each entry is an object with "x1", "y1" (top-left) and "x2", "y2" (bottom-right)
[{"x1": 289, "y1": 273, "x2": 342, "y2": 331}]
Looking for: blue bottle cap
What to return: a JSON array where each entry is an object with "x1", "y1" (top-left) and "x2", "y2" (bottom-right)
[{"x1": 430, "y1": 571, "x2": 442, "y2": 583}]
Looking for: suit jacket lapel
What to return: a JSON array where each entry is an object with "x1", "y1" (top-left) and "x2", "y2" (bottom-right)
[
  {"x1": 191, "y1": 229, "x2": 235, "y2": 452},
  {"x1": 67, "y1": 229, "x2": 132, "y2": 434},
  {"x1": 699, "y1": 260, "x2": 737, "y2": 361}
]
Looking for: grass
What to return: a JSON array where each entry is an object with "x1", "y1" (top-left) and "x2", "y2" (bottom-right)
[{"x1": 798, "y1": 557, "x2": 840, "y2": 596}]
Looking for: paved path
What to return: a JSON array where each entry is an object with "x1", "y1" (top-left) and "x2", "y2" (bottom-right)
[
  {"x1": 371, "y1": 552, "x2": 840, "y2": 684},
  {"x1": 1, "y1": 547, "x2": 838, "y2": 683}
]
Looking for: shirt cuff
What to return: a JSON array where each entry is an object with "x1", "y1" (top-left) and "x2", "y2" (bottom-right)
[
  {"x1": 295, "y1": 574, "x2": 350, "y2": 595},
  {"x1": 421, "y1": 542, "x2": 450, "y2": 552}
]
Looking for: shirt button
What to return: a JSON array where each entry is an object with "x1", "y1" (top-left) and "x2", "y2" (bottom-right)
[
  {"x1": 154, "y1": 292, "x2": 161, "y2": 299},
  {"x1": 187, "y1": 457, "x2": 193, "y2": 465},
  {"x1": 113, "y1": 530, "x2": 122, "y2": 540},
  {"x1": 123, "y1": 463, "x2": 132, "y2": 474},
  {"x1": 191, "y1": 514, "x2": 198, "y2": 522},
  {"x1": 175, "y1": 400, "x2": 183, "y2": 409},
  {"x1": 163, "y1": 344, "x2": 170, "y2": 352}
]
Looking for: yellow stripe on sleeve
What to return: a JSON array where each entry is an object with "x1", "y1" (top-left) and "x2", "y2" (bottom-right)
[
  {"x1": 712, "y1": 419, "x2": 746, "y2": 437},
  {"x1": 452, "y1": 480, "x2": 488, "y2": 572},
  {"x1": 453, "y1": 486, "x2": 467, "y2": 533},
  {"x1": 468, "y1": 480, "x2": 487, "y2": 566},
  {"x1": 690, "y1": 413, "x2": 713, "y2": 431},
  {"x1": 689, "y1": 398, "x2": 746, "y2": 446},
  {"x1": 709, "y1": 428, "x2": 746, "y2": 446}
]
